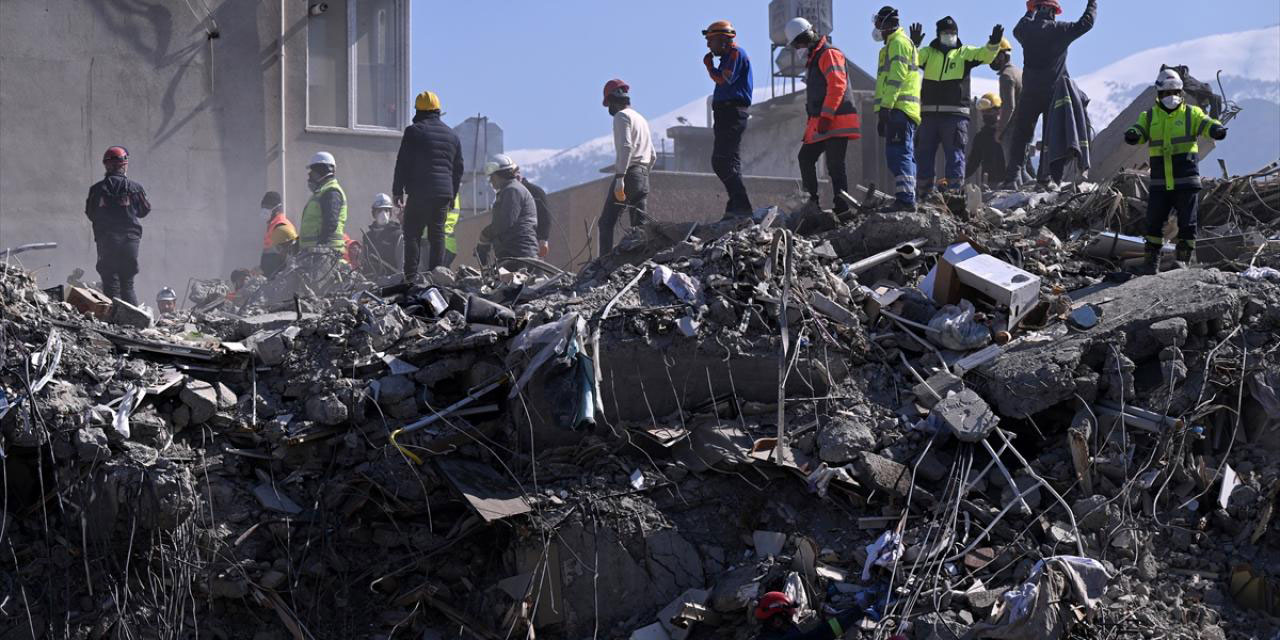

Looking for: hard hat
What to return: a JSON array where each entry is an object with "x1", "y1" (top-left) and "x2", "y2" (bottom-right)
[
  {"x1": 703, "y1": 20, "x2": 736, "y2": 38},
  {"x1": 978, "y1": 93, "x2": 1003, "y2": 111},
  {"x1": 998, "y1": 37, "x2": 1013, "y2": 52},
  {"x1": 484, "y1": 154, "x2": 518, "y2": 177},
  {"x1": 415, "y1": 90, "x2": 442, "y2": 111},
  {"x1": 873, "y1": 6, "x2": 900, "y2": 28},
  {"x1": 1028, "y1": 0, "x2": 1063, "y2": 16},
  {"x1": 103, "y1": 146, "x2": 129, "y2": 165},
  {"x1": 754, "y1": 592, "x2": 796, "y2": 621},
  {"x1": 784, "y1": 17, "x2": 813, "y2": 46},
  {"x1": 309, "y1": 151, "x2": 336, "y2": 168},
  {"x1": 602, "y1": 78, "x2": 630, "y2": 106},
  {"x1": 1155, "y1": 68, "x2": 1184, "y2": 91},
  {"x1": 156, "y1": 287, "x2": 177, "y2": 302},
  {"x1": 372, "y1": 193, "x2": 394, "y2": 209}
]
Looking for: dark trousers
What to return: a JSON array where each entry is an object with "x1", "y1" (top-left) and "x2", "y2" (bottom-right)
[
  {"x1": 712, "y1": 103, "x2": 752, "y2": 214},
  {"x1": 916, "y1": 113, "x2": 969, "y2": 191},
  {"x1": 95, "y1": 234, "x2": 140, "y2": 305},
  {"x1": 599, "y1": 164, "x2": 650, "y2": 255},
  {"x1": 402, "y1": 196, "x2": 452, "y2": 277},
  {"x1": 1145, "y1": 188, "x2": 1199, "y2": 245},
  {"x1": 1003, "y1": 83, "x2": 1069, "y2": 184},
  {"x1": 798, "y1": 137, "x2": 850, "y2": 212}
]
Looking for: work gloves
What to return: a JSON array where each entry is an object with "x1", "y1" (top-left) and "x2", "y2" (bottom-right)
[
  {"x1": 909, "y1": 23, "x2": 925, "y2": 47},
  {"x1": 538, "y1": 240, "x2": 550, "y2": 259},
  {"x1": 989, "y1": 24, "x2": 1004, "y2": 46},
  {"x1": 1123, "y1": 129, "x2": 1141, "y2": 145},
  {"x1": 613, "y1": 176, "x2": 627, "y2": 202},
  {"x1": 1210, "y1": 125, "x2": 1228, "y2": 140}
]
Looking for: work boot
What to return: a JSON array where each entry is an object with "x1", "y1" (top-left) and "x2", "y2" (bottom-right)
[
  {"x1": 1137, "y1": 244, "x2": 1161, "y2": 275},
  {"x1": 994, "y1": 180, "x2": 1017, "y2": 191},
  {"x1": 118, "y1": 277, "x2": 139, "y2": 306},
  {"x1": 885, "y1": 200, "x2": 918, "y2": 213},
  {"x1": 1175, "y1": 244, "x2": 1194, "y2": 268}
]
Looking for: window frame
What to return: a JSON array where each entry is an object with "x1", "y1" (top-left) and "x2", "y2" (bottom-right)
[{"x1": 305, "y1": 0, "x2": 411, "y2": 137}]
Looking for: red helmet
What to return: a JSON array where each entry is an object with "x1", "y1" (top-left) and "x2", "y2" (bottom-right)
[
  {"x1": 602, "y1": 78, "x2": 630, "y2": 107},
  {"x1": 1026, "y1": 0, "x2": 1063, "y2": 15},
  {"x1": 754, "y1": 592, "x2": 796, "y2": 621},
  {"x1": 103, "y1": 146, "x2": 129, "y2": 167}
]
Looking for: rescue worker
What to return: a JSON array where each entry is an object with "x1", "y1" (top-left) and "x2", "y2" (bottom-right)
[
  {"x1": 1000, "y1": 0, "x2": 1097, "y2": 189},
  {"x1": 909, "y1": 17, "x2": 1003, "y2": 194},
  {"x1": 477, "y1": 155, "x2": 538, "y2": 260},
  {"x1": 520, "y1": 176, "x2": 553, "y2": 259},
  {"x1": 600, "y1": 79, "x2": 656, "y2": 255},
  {"x1": 297, "y1": 151, "x2": 348, "y2": 254},
  {"x1": 966, "y1": 93, "x2": 1008, "y2": 186},
  {"x1": 784, "y1": 17, "x2": 862, "y2": 215},
  {"x1": 392, "y1": 90, "x2": 464, "y2": 280},
  {"x1": 259, "y1": 190, "x2": 297, "y2": 278},
  {"x1": 85, "y1": 146, "x2": 151, "y2": 305},
  {"x1": 362, "y1": 193, "x2": 403, "y2": 277},
  {"x1": 703, "y1": 20, "x2": 754, "y2": 217},
  {"x1": 754, "y1": 591, "x2": 863, "y2": 640},
  {"x1": 871, "y1": 6, "x2": 922, "y2": 212},
  {"x1": 1124, "y1": 68, "x2": 1226, "y2": 273},
  {"x1": 990, "y1": 38, "x2": 1022, "y2": 144},
  {"x1": 155, "y1": 287, "x2": 178, "y2": 316}
]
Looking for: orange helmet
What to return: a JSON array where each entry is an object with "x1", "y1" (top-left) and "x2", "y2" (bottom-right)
[
  {"x1": 754, "y1": 592, "x2": 796, "y2": 621},
  {"x1": 103, "y1": 146, "x2": 129, "y2": 168},
  {"x1": 703, "y1": 20, "x2": 736, "y2": 38},
  {"x1": 602, "y1": 78, "x2": 630, "y2": 106}
]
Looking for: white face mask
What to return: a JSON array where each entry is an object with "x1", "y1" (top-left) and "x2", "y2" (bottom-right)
[
  {"x1": 1161, "y1": 95, "x2": 1183, "y2": 110},
  {"x1": 940, "y1": 34, "x2": 958, "y2": 47},
  {"x1": 872, "y1": 27, "x2": 884, "y2": 42},
  {"x1": 374, "y1": 210, "x2": 391, "y2": 225}
]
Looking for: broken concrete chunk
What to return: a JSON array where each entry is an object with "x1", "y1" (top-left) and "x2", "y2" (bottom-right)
[
  {"x1": 74, "y1": 427, "x2": 110, "y2": 460},
  {"x1": 108, "y1": 298, "x2": 153, "y2": 329},
  {"x1": 375, "y1": 375, "x2": 416, "y2": 406},
  {"x1": 305, "y1": 393, "x2": 348, "y2": 426},
  {"x1": 932, "y1": 389, "x2": 999, "y2": 443},
  {"x1": 852, "y1": 451, "x2": 913, "y2": 498},
  {"x1": 180, "y1": 379, "x2": 236, "y2": 425},
  {"x1": 1149, "y1": 317, "x2": 1188, "y2": 347},
  {"x1": 237, "y1": 311, "x2": 317, "y2": 339},
  {"x1": 817, "y1": 417, "x2": 876, "y2": 464},
  {"x1": 254, "y1": 483, "x2": 303, "y2": 515},
  {"x1": 752, "y1": 531, "x2": 786, "y2": 557}
]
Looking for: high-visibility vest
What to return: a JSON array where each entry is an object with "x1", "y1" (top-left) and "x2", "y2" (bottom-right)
[
  {"x1": 262, "y1": 211, "x2": 294, "y2": 251},
  {"x1": 444, "y1": 195, "x2": 460, "y2": 254},
  {"x1": 918, "y1": 40, "x2": 1000, "y2": 115},
  {"x1": 875, "y1": 28, "x2": 922, "y2": 125},
  {"x1": 1128, "y1": 102, "x2": 1220, "y2": 191},
  {"x1": 298, "y1": 178, "x2": 348, "y2": 249}
]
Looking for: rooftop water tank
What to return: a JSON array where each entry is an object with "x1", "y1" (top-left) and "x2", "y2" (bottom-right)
[{"x1": 768, "y1": 0, "x2": 834, "y2": 46}]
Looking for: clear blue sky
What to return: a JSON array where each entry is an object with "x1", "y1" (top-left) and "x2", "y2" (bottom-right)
[{"x1": 410, "y1": 0, "x2": 1280, "y2": 150}]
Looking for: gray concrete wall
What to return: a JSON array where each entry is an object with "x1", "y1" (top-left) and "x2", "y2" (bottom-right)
[
  {"x1": 453, "y1": 172, "x2": 818, "y2": 272},
  {"x1": 0, "y1": 0, "x2": 405, "y2": 301}
]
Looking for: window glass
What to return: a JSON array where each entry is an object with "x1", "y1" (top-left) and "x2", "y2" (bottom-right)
[
  {"x1": 307, "y1": 2, "x2": 349, "y2": 127},
  {"x1": 355, "y1": 0, "x2": 402, "y2": 128}
]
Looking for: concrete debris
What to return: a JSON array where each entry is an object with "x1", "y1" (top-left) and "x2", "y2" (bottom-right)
[{"x1": 2, "y1": 166, "x2": 1279, "y2": 639}]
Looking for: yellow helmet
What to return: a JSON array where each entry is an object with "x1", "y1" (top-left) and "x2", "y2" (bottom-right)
[
  {"x1": 978, "y1": 92, "x2": 1003, "y2": 111},
  {"x1": 998, "y1": 37, "x2": 1013, "y2": 53},
  {"x1": 415, "y1": 90, "x2": 442, "y2": 111}
]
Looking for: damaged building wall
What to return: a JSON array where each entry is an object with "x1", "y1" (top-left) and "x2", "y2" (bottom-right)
[{"x1": 0, "y1": 0, "x2": 407, "y2": 298}]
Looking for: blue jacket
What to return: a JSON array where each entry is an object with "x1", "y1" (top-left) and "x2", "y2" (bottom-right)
[
  {"x1": 1014, "y1": 0, "x2": 1096, "y2": 87},
  {"x1": 708, "y1": 44, "x2": 753, "y2": 105}
]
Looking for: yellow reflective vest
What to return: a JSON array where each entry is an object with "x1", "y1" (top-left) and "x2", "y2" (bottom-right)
[
  {"x1": 444, "y1": 195, "x2": 460, "y2": 254},
  {"x1": 298, "y1": 178, "x2": 348, "y2": 249},
  {"x1": 1127, "y1": 102, "x2": 1221, "y2": 191},
  {"x1": 875, "y1": 28, "x2": 922, "y2": 125}
]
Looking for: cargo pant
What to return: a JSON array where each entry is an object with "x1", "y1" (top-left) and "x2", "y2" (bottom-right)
[
  {"x1": 884, "y1": 109, "x2": 918, "y2": 205},
  {"x1": 95, "y1": 233, "x2": 140, "y2": 305},
  {"x1": 1145, "y1": 188, "x2": 1199, "y2": 250},
  {"x1": 916, "y1": 113, "x2": 969, "y2": 192},
  {"x1": 599, "y1": 164, "x2": 650, "y2": 255}
]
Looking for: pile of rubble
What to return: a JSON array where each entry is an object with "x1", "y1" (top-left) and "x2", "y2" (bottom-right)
[{"x1": 1, "y1": 170, "x2": 1278, "y2": 639}]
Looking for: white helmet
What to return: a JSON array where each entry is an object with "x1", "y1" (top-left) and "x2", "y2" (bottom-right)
[
  {"x1": 484, "y1": 153, "x2": 518, "y2": 177},
  {"x1": 309, "y1": 151, "x2": 336, "y2": 168},
  {"x1": 1155, "y1": 68, "x2": 1184, "y2": 91},
  {"x1": 784, "y1": 17, "x2": 813, "y2": 46},
  {"x1": 372, "y1": 193, "x2": 394, "y2": 210}
]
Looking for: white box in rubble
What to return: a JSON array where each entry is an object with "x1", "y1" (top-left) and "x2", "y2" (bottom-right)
[{"x1": 951, "y1": 254, "x2": 1041, "y2": 328}]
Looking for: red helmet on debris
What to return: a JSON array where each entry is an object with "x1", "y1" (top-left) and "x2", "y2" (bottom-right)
[
  {"x1": 103, "y1": 146, "x2": 129, "y2": 168},
  {"x1": 754, "y1": 591, "x2": 796, "y2": 621},
  {"x1": 602, "y1": 78, "x2": 630, "y2": 107}
]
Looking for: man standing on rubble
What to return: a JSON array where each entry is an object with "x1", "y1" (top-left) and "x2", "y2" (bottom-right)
[
  {"x1": 1125, "y1": 68, "x2": 1226, "y2": 272},
  {"x1": 990, "y1": 38, "x2": 1021, "y2": 145},
  {"x1": 85, "y1": 146, "x2": 150, "y2": 305},
  {"x1": 477, "y1": 154, "x2": 538, "y2": 260},
  {"x1": 393, "y1": 90, "x2": 464, "y2": 280},
  {"x1": 599, "y1": 78, "x2": 656, "y2": 255},
  {"x1": 297, "y1": 151, "x2": 348, "y2": 257},
  {"x1": 259, "y1": 190, "x2": 296, "y2": 278},
  {"x1": 871, "y1": 6, "x2": 922, "y2": 212},
  {"x1": 703, "y1": 20, "x2": 754, "y2": 217},
  {"x1": 784, "y1": 17, "x2": 862, "y2": 216},
  {"x1": 909, "y1": 17, "x2": 1003, "y2": 195},
  {"x1": 998, "y1": 0, "x2": 1096, "y2": 190},
  {"x1": 967, "y1": 93, "x2": 1009, "y2": 186}
]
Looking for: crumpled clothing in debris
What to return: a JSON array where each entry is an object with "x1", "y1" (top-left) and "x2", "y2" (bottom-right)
[{"x1": 965, "y1": 555, "x2": 1110, "y2": 640}]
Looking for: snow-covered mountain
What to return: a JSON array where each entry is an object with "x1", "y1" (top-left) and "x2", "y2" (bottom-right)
[{"x1": 520, "y1": 26, "x2": 1280, "y2": 191}]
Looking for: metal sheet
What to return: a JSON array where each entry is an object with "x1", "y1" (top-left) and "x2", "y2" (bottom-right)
[{"x1": 436, "y1": 458, "x2": 531, "y2": 522}]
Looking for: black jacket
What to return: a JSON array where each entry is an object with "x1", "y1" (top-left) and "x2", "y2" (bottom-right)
[
  {"x1": 85, "y1": 173, "x2": 151, "y2": 240},
  {"x1": 392, "y1": 114, "x2": 464, "y2": 200},
  {"x1": 521, "y1": 178, "x2": 552, "y2": 241},
  {"x1": 487, "y1": 179, "x2": 538, "y2": 258},
  {"x1": 1014, "y1": 0, "x2": 1096, "y2": 87}
]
